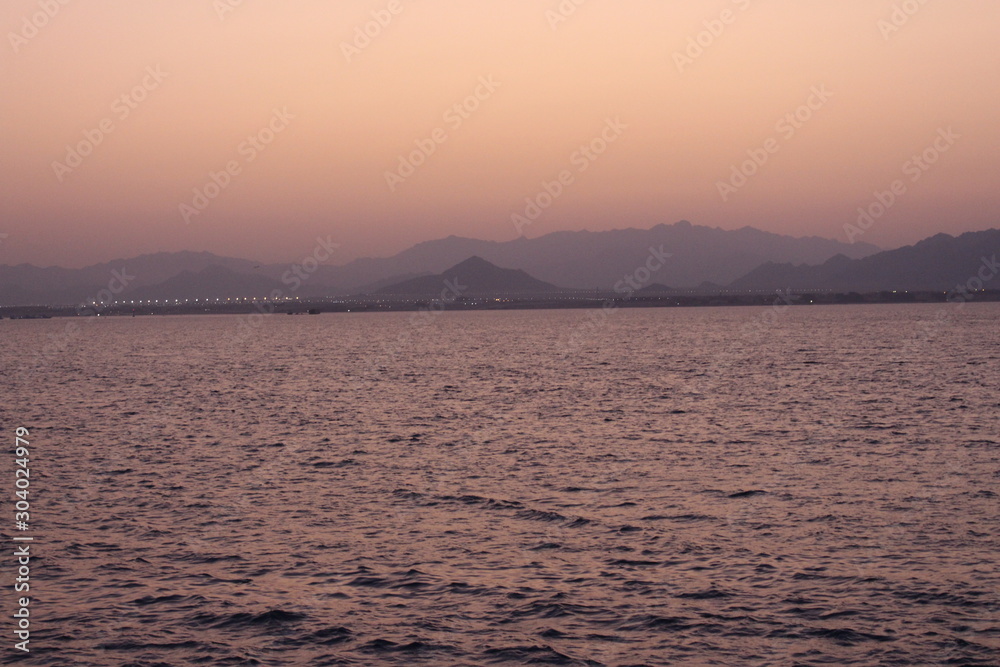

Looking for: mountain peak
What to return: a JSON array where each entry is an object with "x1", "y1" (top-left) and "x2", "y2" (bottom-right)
[
  {"x1": 450, "y1": 255, "x2": 493, "y2": 270},
  {"x1": 378, "y1": 255, "x2": 558, "y2": 296},
  {"x1": 3, "y1": 222, "x2": 964, "y2": 306},
  {"x1": 730, "y1": 227, "x2": 1000, "y2": 292}
]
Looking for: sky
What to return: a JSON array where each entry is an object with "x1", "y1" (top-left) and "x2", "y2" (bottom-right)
[{"x1": 1, "y1": 0, "x2": 998, "y2": 268}]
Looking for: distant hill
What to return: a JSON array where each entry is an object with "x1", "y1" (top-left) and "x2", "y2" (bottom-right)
[
  {"x1": 637, "y1": 283, "x2": 675, "y2": 294},
  {"x1": 314, "y1": 221, "x2": 882, "y2": 292},
  {"x1": 729, "y1": 229, "x2": 1000, "y2": 292},
  {"x1": 0, "y1": 251, "x2": 263, "y2": 306},
  {"x1": 0, "y1": 220, "x2": 935, "y2": 307},
  {"x1": 123, "y1": 266, "x2": 285, "y2": 302},
  {"x1": 375, "y1": 256, "x2": 560, "y2": 296}
]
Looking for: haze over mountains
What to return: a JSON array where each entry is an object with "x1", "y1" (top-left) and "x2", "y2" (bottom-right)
[
  {"x1": 321, "y1": 221, "x2": 881, "y2": 293},
  {"x1": 0, "y1": 222, "x2": 879, "y2": 306},
  {"x1": 730, "y1": 229, "x2": 1000, "y2": 293},
  {"x1": 376, "y1": 256, "x2": 559, "y2": 297},
  {"x1": 0, "y1": 222, "x2": 996, "y2": 306}
]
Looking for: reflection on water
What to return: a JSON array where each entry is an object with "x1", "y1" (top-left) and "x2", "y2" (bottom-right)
[{"x1": 1, "y1": 304, "x2": 998, "y2": 665}]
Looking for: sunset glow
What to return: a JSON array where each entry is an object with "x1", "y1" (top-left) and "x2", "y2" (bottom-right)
[{"x1": 2, "y1": 0, "x2": 998, "y2": 266}]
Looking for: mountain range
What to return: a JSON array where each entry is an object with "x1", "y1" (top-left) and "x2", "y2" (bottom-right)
[
  {"x1": 376, "y1": 256, "x2": 559, "y2": 296},
  {"x1": 730, "y1": 229, "x2": 999, "y2": 293},
  {"x1": 318, "y1": 221, "x2": 881, "y2": 293},
  {"x1": 0, "y1": 222, "x2": 996, "y2": 306},
  {"x1": 0, "y1": 221, "x2": 878, "y2": 306}
]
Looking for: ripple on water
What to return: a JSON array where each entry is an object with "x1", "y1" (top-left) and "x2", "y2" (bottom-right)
[{"x1": 1, "y1": 306, "x2": 998, "y2": 666}]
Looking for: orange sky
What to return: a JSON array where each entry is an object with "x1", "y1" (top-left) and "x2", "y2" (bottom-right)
[{"x1": 2, "y1": 0, "x2": 998, "y2": 267}]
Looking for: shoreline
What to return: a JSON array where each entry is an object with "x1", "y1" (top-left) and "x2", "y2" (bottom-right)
[{"x1": 2, "y1": 289, "x2": 998, "y2": 319}]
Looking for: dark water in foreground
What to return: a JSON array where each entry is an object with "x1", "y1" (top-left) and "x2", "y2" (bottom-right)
[{"x1": 1, "y1": 304, "x2": 998, "y2": 666}]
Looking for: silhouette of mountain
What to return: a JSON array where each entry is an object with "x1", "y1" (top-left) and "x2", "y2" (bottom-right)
[
  {"x1": 637, "y1": 282, "x2": 675, "y2": 294},
  {"x1": 728, "y1": 229, "x2": 1000, "y2": 292},
  {"x1": 123, "y1": 265, "x2": 285, "y2": 302},
  {"x1": 0, "y1": 221, "x2": 952, "y2": 307},
  {"x1": 375, "y1": 256, "x2": 560, "y2": 296},
  {"x1": 318, "y1": 221, "x2": 881, "y2": 292},
  {"x1": 0, "y1": 251, "x2": 264, "y2": 306}
]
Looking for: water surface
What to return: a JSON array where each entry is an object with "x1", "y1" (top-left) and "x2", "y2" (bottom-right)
[{"x1": 1, "y1": 304, "x2": 998, "y2": 665}]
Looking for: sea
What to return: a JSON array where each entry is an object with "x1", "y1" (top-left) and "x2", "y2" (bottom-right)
[{"x1": 1, "y1": 303, "x2": 998, "y2": 666}]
